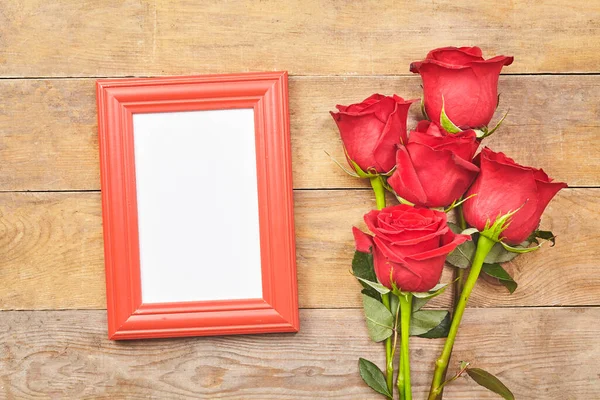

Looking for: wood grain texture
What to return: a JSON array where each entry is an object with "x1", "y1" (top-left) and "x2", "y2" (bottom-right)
[
  {"x1": 0, "y1": 189, "x2": 597, "y2": 310},
  {"x1": 293, "y1": 75, "x2": 600, "y2": 189},
  {"x1": 1, "y1": 1, "x2": 599, "y2": 77},
  {"x1": 0, "y1": 192, "x2": 105, "y2": 309},
  {"x1": 1, "y1": 308, "x2": 598, "y2": 399},
  {"x1": 0, "y1": 75, "x2": 598, "y2": 191}
]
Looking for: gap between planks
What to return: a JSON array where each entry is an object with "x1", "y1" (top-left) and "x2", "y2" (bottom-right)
[{"x1": 0, "y1": 72, "x2": 599, "y2": 80}]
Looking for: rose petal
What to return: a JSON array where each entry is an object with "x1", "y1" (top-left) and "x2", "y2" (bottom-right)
[
  {"x1": 387, "y1": 146, "x2": 428, "y2": 205},
  {"x1": 353, "y1": 227, "x2": 374, "y2": 253}
]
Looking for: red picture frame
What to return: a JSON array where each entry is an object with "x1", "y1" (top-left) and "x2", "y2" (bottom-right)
[{"x1": 96, "y1": 72, "x2": 299, "y2": 340}]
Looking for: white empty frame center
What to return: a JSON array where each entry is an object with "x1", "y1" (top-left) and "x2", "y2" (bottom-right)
[{"x1": 132, "y1": 108, "x2": 263, "y2": 304}]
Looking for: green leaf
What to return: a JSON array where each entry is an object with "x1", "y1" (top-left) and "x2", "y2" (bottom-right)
[
  {"x1": 356, "y1": 277, "x2": 390, "y2": 295},
  {"x1": 410, "y1": 310, "x2": 449, "y2": 337},
  {"x1": 361, "y1": 288, "x2": 381, "y2": 301},
  {"x1": 358, "y1": 358, "x2": 393, "y2": 399},
  {"x1": 362, "y1": 294, "x2": 394, "y2": 342},
  {"x1": 482, "y1": 263, "x2": 518, "y2": 294},
  {"x1": 353, "y1": 251, "x2": 377, "y2": 281},
  {"x1": 461, "y1": 228, "x2": 478, "y2": 236},
  {"x1": 446, "y1": 239, "x2": 476, "y2": 268},
  {"x1": 445, "y1": 222, "x2": 477, "y2": 268},
  {"x1": 484, "y1": 242, "x2": 520, "y2": 264},
  {"x1": 447, "y1": 222, "x2": 462, "y2": 234},
  {"x1": 416, "y1": 311, "x2": 451, "y2": 338},
  {"x1": 466, "y1": 368, "x2": 515, "y2": 400},
  {"x1": 412, "y1": 296, "x2": 430, "y2": 312},
  {"x1": 440, "y1": 97, "x2": 462, "y2": 134},
  {"x1": 527, "y1": 229, "x2": 556, "y2": 246},
  {"x1": 353, "y1": 251, "x2": 381, "y2": 300}
]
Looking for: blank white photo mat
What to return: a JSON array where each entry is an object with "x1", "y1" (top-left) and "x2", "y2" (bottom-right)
[{"x1": 132, "y1": 108, "x2": 263, "y2": 304}]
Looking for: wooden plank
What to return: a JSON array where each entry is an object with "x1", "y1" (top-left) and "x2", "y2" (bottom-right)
[
  {"x1": 0, "y1": 189, "x2": 597, "y2": 310},
  {"x1": 0, "y1": 79, "x2": 100, "y2": 191},
  {"x1": 296, "y1": 188, "x2": 600, "y2": 309},
  {"x1": 1, "y1": 1, "x2": 599, "y2": 77},
  {"x1": 292, "y1": 75, "x2": 600, "y2": 189},
  {"x1": 0, "y1": 192, "x2": 105, "y2": 309},
  {"x1": 0, "y1": 308, "x2": 598, "y2": 399},
  {"x1": 0, "y1": 76, "x2": 598, "y2": 192}
]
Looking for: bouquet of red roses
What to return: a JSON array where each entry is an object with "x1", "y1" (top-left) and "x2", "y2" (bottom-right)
[{"x1": 330, "y1": 47, "x2": 567, "y2": 400}]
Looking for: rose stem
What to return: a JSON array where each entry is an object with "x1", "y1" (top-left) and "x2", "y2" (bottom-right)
[
  {"x1": 398, "y1": 352, "x2": 405, "y2": 400},
  {"x1": 440, "y1": 206, "x2": 469, "y2": 398},
  {"x1": 370, "y1": 176, "x2": 387, "y2": 211},
  {"x1": 398, "y1": 293, "x2": 413, "y2": 400},
  {"x1": 427, "y1": 235, "x2": 495, "y2": 400},
  {"x1": 369, "y1": 176, "x2": 394, "y2": 394},
  {"x1": 392, "y1": 299, "x2": 404, "y2": 400},
  {"x1": 455, "y1": 205, "x2": 468, "y2": 302},
  {"x1": 381, "y1": 293, "x2": 394, "y2": 393}
]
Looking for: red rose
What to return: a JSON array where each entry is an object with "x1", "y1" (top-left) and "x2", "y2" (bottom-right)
[
  {"x1": 410, "y1": 46, "x2": 513, "y2": 129},
  {"x1": 353, "y1": 204, "x2": 470, "y2": 292},
  {"x1": 463, "y1": 148, "x2": 567, "y2": 245},
  {"x1": 387, "y1": 121, "x2": 480, "y2": 208},
  {"x1": 331, "y1": 94, "x2": 416, "y2": 173}
]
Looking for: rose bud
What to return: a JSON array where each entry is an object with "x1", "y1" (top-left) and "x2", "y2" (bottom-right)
[
  {"x1": 353, "y1": 204, "x2": 470, "y2": 293},
  {"x1": 387, "y1": 121, "x2": 480, "y2": 208},
  {"x1": 410, "y1": 46, "x2": 513, "y2": 129},
  {"x1": 463, "y1": 147, "x2": 568, "y2": 245},
  {"x1": 330, "y1": 94, "x2": 416, "y2": 174}
]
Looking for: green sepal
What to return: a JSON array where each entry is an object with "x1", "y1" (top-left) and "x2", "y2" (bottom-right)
[
  {"x1": 480, "y1": 109, "x2": 509, "y2": 139},
  {"x1": 410, "y1": 310, "x2": 451, "y2": 338},
  {"x1": 343, "y1": 146, "x2": 396, "y2": 179},
  {"x1": 501, "y1": 241, "x2": 542, "y2": 254},
  {"x1": 482, "y1": 263, "x2": 518, "y2": 294},
  {"x1": 392, "y1": 192, "x2": 415, "y2": 206},
  {"x1": 420, "y1": 95, "x2": 430, "y2": 121},
  {"x1": 466, "y1": 368, "x2": 515, "y2": 400},
  {"x1": 382, "y1": 180, "x2": 415, "y2": 206},
  {"x1": 324, "y1": 150, "x2": 360, "y2": 178},
  {"x1": 349, "y1": 158, "x2": 379, "y2": 179},
  {"x1": 411, "y1": 283, "x2": 448, "y2": 299},
  {"x1": 444, "y1": 194, "x2": 477, "y2": 213},
  {"x1": 440, "y1": 97, "x2": 462, "y2": 134},
  {"x1": 473, "y1": 128, "x2": 487, "y2": 138},
  {"x1": 362, "y1": 294, "x2": 394, "y2": 342},
  {"x1": 358, "y1": 358, "x2": 393, "y2": 399},
  {"x1": 480, "y1": 206, "x2": 524, "y2": 242}
]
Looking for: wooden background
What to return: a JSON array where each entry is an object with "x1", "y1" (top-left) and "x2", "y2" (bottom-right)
[{"x1": 1, "y1": 1, "x2": 599, "y2": 399}]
